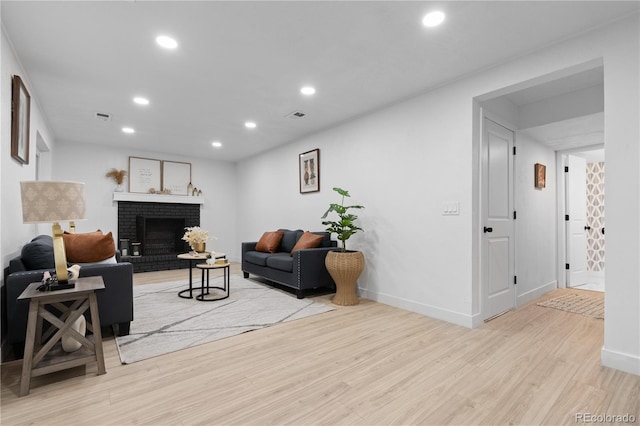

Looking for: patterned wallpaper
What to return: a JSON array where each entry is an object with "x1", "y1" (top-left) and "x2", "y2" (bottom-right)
[{"x1": 586, "y1": 162, "x2": 605, "y2": 272}]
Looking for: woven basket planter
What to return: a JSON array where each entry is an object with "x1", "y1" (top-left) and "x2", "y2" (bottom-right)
[{"x1": 325, "y1": 250, "x2": 365, "y2": 306}]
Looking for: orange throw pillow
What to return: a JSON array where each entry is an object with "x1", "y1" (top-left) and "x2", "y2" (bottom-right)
[
  {"x1": 255, "y1": 231, "x2": 284, "y2": 254},
  {"x1": 290, "y1": 231, "x2": 324, "y2": 255},
  {"x1": 63, "y1": 231, "x2": 116, "y2": 263}
]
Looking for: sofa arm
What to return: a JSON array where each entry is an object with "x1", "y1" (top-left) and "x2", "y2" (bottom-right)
[
  {"x1": 78, "y1": 262, "x2": 134, "y2": 326},
  {"x1": 294, "y1": 247, "x2": 336, "y2": 290},
  {"x1": 242, "y1": 242, "x2": 258, "y2": 255}
]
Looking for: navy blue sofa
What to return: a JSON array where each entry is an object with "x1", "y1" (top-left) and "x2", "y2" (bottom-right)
[
  {"x1": 241, "y1": 229, "x2": 337, "y2": 298},
  {"x1": 4, "y1": 235, "x2": 133, "y2": 358}
]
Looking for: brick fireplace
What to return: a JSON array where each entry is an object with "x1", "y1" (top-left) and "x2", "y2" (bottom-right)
[{"x1": 118, "y1": 201, "x2": 200, "y2": 272}]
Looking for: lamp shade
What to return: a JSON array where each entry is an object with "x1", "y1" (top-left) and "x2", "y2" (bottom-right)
[{"x1": 20, "y1": 181, "x2": 86, "y2": 223}]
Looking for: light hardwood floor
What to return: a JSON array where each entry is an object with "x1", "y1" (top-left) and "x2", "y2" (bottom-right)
[{"x1": 2, "y1": 266, "x2": 638, "y2": 425}]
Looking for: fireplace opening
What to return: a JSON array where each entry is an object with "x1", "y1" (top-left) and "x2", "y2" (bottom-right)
[{"x1": 136, "y1": 216, "x2": 189, "y2": 255}]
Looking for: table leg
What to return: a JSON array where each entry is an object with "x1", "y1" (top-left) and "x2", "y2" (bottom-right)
[
  {"x1": 201, "y1": 268, "x2": 206, "y2": 299},
  {"x1": 179, "y1": 259, "x2": 196, "y2": 299},
  {"x1": 88, "y1": 293, "x2": 106, "y2": 375},
  {"x1": 188, "y1": 260, "x2": 193, "y2": 298},
  {"x1": 20, "y1": 300, "x2": 40, "y2": 397}
]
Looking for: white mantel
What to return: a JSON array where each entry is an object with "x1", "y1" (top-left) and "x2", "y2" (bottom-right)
[{"x1": 113, "y1": 192, "x2": 205, "y2": 205}]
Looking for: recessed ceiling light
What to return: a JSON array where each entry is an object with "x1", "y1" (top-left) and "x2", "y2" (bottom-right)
[
  {"x1": 244, "y1": 121, "x2": 257, "y2": 129},
  {"x1": 301, "y1": 86, "x2": 316, "y2": 96},
  {"x1": 156, "y1": 35, "x2": 178, "y2": 49},
  {"x1": 211, "y1": 141, "x2": 222, "y2": 148},
  {"x1": 133, "y1": 97, "x2": 149, "y2": 105},
  {"x1": 122, "y1": 127, "x2": 135, "y2": 134},
  {"x1": 422, "y1": 11, "x2": 445, "y2": 27}
]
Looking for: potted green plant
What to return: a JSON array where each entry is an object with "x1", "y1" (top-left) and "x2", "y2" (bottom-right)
[{"x1": 321, "y1": 187, "x2": 365, "y2": 305}]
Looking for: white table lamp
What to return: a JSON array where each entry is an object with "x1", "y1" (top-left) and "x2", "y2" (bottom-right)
[{"x1": 20, "y1": 181, "x2": 86, "y2": 284}]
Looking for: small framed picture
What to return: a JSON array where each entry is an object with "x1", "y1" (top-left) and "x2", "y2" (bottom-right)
[
  {"x1": 11, "y1": 75, "x2": 31, "y2": 164},
  {"x1": 299, "y1": 149, "x2": 320, "y2": 193},
  {"x1": 535, "y1": 163, "x2": 546, "y2": 188}
]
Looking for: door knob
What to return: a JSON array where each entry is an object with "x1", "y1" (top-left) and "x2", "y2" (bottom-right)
[{"x1": 483, "y1": 227, "x2": 493, "y2": 233}]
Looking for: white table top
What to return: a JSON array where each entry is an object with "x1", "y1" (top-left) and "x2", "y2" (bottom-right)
[
  {"x1": 177, "y1": 252, "x2": 226, "y2": 260},
  {"x1": 196, "y1": 261, "x2": 230, "y2": 269}
]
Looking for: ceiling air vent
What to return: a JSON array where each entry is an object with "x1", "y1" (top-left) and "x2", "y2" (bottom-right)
[
  {"x1": 285, "y1": 111, "x2": 306, "y2": 119},
  {"x1": 95, "y1": 112, "x2": 112, "y2": 121}
]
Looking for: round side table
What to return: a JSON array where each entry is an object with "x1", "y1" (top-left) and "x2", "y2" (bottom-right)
[
  {"x1": 177, "y1": 252, "x2": 226, "y2": 299},
  {"x1": 195, "y1": 262, "x2": 230, "y2": 301}
]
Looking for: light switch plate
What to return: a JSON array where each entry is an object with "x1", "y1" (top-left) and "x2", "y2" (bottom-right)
[{"x1": 443, "y1": 202, "x2": 460, "y2": 215}]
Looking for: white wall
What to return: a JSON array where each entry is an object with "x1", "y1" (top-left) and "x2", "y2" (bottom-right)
[
  {"x1": 237, "y1": 14, "x2": 640, "y2": 374},
  {"x1": 514, "y1": 132, "x2": 557, "y2": 304},
  {"x1": 1, "y1": 25, "x2": 55, "y2": 269},
  {"x1": 600, "y1": 17, "x2": 640, "y2": 375},
  {"x1": 51, "y1": 142, "x2": 239, "y2": 261},
  {"x1": 1, "y1": 24, "x2": 55, "y2": 361},
  {"x1": 238, "y1": 84, "x2": 476, "y2": 326}
]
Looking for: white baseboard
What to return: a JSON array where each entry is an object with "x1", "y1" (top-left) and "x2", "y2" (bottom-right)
[
  {"x1": 601, "y1": 346, "x2": 640, "y2": 376},
  {"x1": 358, "y1": 288, "x2": 474, "y2": 328},
  {"x1": 517, "y1": 280, "x2": 557, "y2": 306}
]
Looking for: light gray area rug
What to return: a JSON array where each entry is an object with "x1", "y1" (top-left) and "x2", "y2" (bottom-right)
[{"x1": 115, "y1": 276, "x2": 334, "y2": 364}]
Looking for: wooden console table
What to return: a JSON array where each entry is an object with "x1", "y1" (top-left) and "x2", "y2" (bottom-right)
[{"x1": 18, "y1": 276, "x2": 106, "y2": 396}]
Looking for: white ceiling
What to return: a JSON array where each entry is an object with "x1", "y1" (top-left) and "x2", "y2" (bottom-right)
[
  {"x1": 2, "y1": 1, "x2": 638, "y2": 162},
  {"x1": 520, "y1": 112, "x2": 604, "y2": 151}
]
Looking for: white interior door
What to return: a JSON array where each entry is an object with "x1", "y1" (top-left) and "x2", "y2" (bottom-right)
[
  {"x1": 481, "y1": 118, "x2": 515, "y2": 320},
  {"x1": 566, "y1": 155, "x2": 588, "y2": 287}
]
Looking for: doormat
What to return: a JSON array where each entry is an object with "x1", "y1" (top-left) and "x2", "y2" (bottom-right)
[{"x1": 537, "y1": 291, "x2": 604, "y2": 319}]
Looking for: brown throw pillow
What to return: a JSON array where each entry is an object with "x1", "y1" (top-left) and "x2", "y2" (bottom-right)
[
  {"x1": 255, "y1": 231, "x2": 284, "y2": 254},
  {"x1": 290, "y1": 231, "x2": 324, "y2": 255},
  {"x1": 63, "y1": 231, "x2": 116, "y2": 263}
]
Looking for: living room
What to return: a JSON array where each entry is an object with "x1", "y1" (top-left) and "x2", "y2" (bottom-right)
[{"x1": 1, "y1": 2, "x2": 639, "y2": 423}]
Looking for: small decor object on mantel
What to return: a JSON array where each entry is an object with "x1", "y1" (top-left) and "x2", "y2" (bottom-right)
[
  {"x1": 106, "y1": 168, "x2": 127, "y2": 192},
  {"x1": 182, "y1": 226, "x2": 213, "y2": 253},
  {"x1": 321, "y1": 187, "x2": 365, "y2": 306}
]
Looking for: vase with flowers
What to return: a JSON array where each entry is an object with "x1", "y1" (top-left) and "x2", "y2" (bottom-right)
[
  {"x1": 182, "y1": 226, "x2": 210, "y2": 253},
  {"x1": 106, "y1": 168, "x2": 127, "y2": 192}
]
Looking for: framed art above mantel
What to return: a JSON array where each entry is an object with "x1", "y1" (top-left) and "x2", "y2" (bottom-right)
[
  {"x1": 162, "y1": 161, "x2": 191, "y2": 195},
  {"x1": 129, "y1": 157, "x2": 161, "y2": 194}
]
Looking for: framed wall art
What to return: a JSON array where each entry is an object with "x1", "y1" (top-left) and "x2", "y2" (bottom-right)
[
  {"x1": 535, "y1": 163, "x2": 546, "y2": 189},
  {"x1": 11, "y1": 75, "x2": 31, "y2": 164},
  {"x1": 299, "y1": 149, "x2": 320, "y2": 193},
  {"x1": 129, "y1": 156, "x2": 161, "y2": 193},
  {"x1": 162, "y1": 161, "x2": 192, "y2": 195}
]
